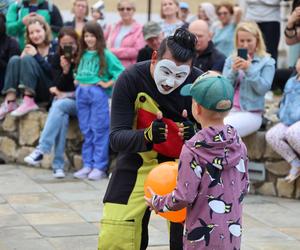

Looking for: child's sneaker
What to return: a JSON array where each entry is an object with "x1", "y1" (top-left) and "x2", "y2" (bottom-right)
[
  {"x1": 24, "y1": 149, "x2": 44, "y2": 166},
  {"x1": 73, "y1": 167, "x2": 92, "y2": 179},
  {"x1": 285, "y1": 166, "x2": 300, "y2": 183},
  {"x1": 11, "y1": 96, "x2": 38, "y2": 117},
  {"x1": 53, "y1": 169, "x2": 66, "y2": 179},
  {"x1": 0, "y1": 100, "x2": 18, "y2": 120},
  {"x1": 88, "y1": 168, "x2": 107, "y2": 181}
]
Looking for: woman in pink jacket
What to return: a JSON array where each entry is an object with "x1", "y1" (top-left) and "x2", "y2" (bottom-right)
[{"x1": 106, "y1": 0, "x2": 145, "y2": 68}]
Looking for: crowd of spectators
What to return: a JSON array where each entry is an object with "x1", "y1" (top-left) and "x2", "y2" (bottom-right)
[{"x1": 0, "y1": 0, "x2": 299, "y2": 182}]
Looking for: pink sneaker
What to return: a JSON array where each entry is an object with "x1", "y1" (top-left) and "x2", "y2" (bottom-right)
[
  {"x1": 0, "y1": 100, "x2": 18, "y2": 120},
  {"x1": 88, "y1": 168, "x2": 107, "y2": 181},
  {"x1": 10, "y1": 96, "x2": 38, "y2": 117},
  {"x1": 73, "y1": 167, "x2": 92, "y2": 179}
]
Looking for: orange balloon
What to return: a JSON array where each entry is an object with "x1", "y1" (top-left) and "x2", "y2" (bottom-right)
[{"x1": 144, "y1": 161, "x2": 186, "y2": 223}]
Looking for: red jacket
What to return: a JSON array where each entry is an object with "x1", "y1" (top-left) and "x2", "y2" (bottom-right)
[{"x1": 106, "y1": 20, "x2": 145, "y2": 68}]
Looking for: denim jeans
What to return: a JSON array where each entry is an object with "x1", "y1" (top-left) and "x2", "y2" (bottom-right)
[
  {"x1": 3, "y1": 55, "x2": 51, "y2": 102},
  {"x1": 37, "y1": 98, "x2": 77, "y2": 170},
  {"x1": 76, "y1": 85, "x2": 109, "y2": 171}
]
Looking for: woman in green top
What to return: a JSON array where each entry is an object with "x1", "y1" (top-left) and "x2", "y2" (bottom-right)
[
  {"x1": 73, "y1": 21, "x2": 124, "y2": 181},
  {"x1": 6, "y1": 0, "x2": 63, "y2": 49}
]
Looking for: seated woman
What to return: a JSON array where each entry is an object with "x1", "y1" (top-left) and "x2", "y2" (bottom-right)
[
  {"x1": 266, "y1": 57, "x2": 300, "y2": 183},
  {"x1": 222, "y1": 21, "x2": 275, "y2": 137},
  {"x1": 0, "y1": 17, "x2": 56, "y2": 119},
  {"x1": 24, "y1": 27, "x2": 79, "y2": 178},
  {"x1": 105, "y1": 0, "x2": 145, "y2": 68}
]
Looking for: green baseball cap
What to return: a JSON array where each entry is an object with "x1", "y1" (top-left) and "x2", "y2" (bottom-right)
[{"x1": 180, "y1": 73, "x2": 234, "y2": 112}]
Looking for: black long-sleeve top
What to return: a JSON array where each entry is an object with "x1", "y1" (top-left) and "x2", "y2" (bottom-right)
[
  {"x1": 110, "y1": 61, "x2": 202, "y2": 154},
  {"x1": 50, "y1": 53, "x2": 75, "y2": 92}
]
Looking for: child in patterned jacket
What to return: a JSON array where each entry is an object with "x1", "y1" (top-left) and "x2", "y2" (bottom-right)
[{"x1": 145, "y1": 72, "x2": 249, "y2": 250}]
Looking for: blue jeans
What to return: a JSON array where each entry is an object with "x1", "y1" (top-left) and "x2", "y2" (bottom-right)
[
  {"x1": 3, "y1": 55, "x2": 51, "y2": 102},
  {"x1": 76, "y1": 85, "x2": 109, "y2": 171},
  {"x1": 37, "y1": 98, "x2": 77, "y2": 170}
]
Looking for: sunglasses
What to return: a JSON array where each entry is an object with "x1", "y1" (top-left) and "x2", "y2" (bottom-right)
[
  {"x1": 217, "y1": 12, "x2": 229, "y2": 16},
  {"x1": 118, "y1": 7, "x2": 133, "y2": 12}
]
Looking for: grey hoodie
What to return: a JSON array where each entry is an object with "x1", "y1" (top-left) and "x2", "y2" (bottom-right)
[{"x1": 152, "y1": 124, "x2": 249, "y2": 249}]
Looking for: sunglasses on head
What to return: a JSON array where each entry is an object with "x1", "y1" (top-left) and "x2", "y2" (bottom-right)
[{"x1": 118, "y1": 7, "x2": 133, "y2": 11}]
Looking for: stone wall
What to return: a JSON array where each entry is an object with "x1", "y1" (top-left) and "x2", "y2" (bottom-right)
[
  {"x1": 243, "y1": 132, "x2": 300, "y2": 199},
  {"x1": 0, "y1": 111, "x2": 83, "y2": 171},
  {"x1": 1, "y1": 107, "x2": 299, "y2": 199}
]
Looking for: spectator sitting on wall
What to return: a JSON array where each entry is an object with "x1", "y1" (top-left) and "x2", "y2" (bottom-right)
[
  {"x1": 0, "y1": 17, "x2": 57, "y2": 120},
  {"x1": 6, "y1": 0, "x2": 63, "y2": 50},
  {"x1": 266, "y1": 56, "x2": 300, "y2": 183},
  {"x1": 137, "y1": 21, "x2": 164, "y2": 63},
  {"x1": 188, "y1": 19, "x2": 226, "y2": 73},
  {"x1": 223, "y1": 21, "x2": 275, "y2": 137},
  {"x1": 24, "y1": 27, "x2": 79, "y2": 179}
]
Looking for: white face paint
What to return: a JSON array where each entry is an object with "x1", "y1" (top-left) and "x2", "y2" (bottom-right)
[{"x1": 153, "y1": 59, "x2": 191, "y2": 94}]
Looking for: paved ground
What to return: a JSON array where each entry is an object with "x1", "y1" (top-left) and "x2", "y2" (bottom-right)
[{"x1": 0, "y1": 164, "x2": 299, "y2": 250}]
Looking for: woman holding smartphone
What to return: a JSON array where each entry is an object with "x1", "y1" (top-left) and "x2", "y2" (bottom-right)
[
  {"x1": 222, "y1": 21, "x2": 275, "y2": 137},
  {"x1": 24, "y1": 27, "x2": 79, "y2": 178}
]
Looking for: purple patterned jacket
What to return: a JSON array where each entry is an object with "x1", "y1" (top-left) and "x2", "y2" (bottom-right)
[{"x1": 152, "y1": 125, "x2": 249, "y2": 250}]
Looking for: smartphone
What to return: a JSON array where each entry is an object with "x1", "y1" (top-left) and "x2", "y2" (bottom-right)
[
  {"x1": 237, "y1": 48, "x2": 248, "y2": 60},
  {"x1": 63, "y1": 45, "x2": 73, "y2": 61}
]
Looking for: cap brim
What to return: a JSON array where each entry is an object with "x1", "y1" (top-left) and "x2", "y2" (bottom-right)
[
  {"x1": 180, "y1": 84, "x2": 193, "y2": 96},
  {"x1": 144, "y1": 32, "x2": 161, "y2": 40}
]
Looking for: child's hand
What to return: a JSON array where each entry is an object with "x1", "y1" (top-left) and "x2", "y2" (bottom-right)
[
  {"x1": 23, "y1": 44, "x2": 37, "y2": 56},
  {"x1": 97, "y1": 81, "x2": 110, "y2": 88},
  {"x1": 144, "y1": 187, "x2": 159, "y2": 213}
]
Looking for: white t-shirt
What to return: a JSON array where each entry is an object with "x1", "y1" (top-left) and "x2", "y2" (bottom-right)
[{"x1": 114, "y1": 25, "x2": 132, "y2": 48}]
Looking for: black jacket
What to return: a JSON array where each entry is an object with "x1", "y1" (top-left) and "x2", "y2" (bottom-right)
[
  {"x1": 136, "y1": 45, "x2": 153, "y2": 63},
  {"x1": 193, "y1": 41, "x2": 226, "y2": 73},
  {"x1": 0, "y1": 35, "x2": 20, "y2": 90}
]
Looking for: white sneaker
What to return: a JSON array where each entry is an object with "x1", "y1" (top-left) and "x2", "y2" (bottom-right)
[
  {"x1": 24, "y1": 149, "x2": 44, "y2": 166},
  {"x1": 53, "y1": 169, "x2": 65, "y2": 178}
]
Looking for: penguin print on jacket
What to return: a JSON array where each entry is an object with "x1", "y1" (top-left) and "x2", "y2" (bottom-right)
[
  {"x1": 206, "y1": 157, "x2": 224, "y2": 188},
  {"x1": 194, "y1": 140, "x2": 214, "y2": 149},
  {"x1": 213, "y1": 131, "x2": 226, "y2": 142},
  {"x1": 187, "y1": 218, "x2": 217, "y2": 246},
  {"x1": 190, "y1": 158, "x2": 203, "y2": 178},
  {"x1": 235, "y1": 158, "x2": 247, "y2": 180},
  {"x1": 228, "y1": 219, "x2": 242, "y2": 243},
  {"x1": 207, "y1": 193, "x2": 232, "y2": 219}
]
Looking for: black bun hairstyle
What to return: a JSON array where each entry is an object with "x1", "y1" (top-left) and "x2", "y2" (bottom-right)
[{"x1": 166, "y1": 28, "x2": 197, "y2": 62}]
